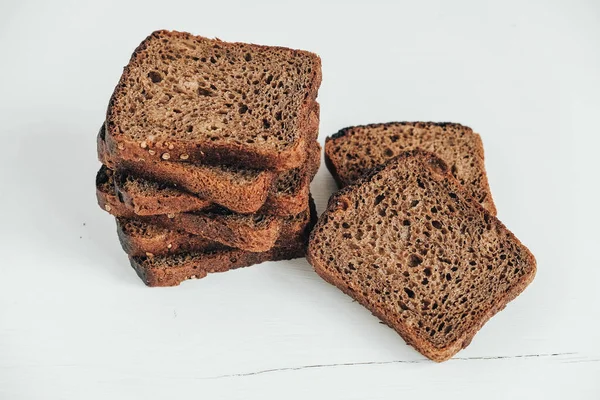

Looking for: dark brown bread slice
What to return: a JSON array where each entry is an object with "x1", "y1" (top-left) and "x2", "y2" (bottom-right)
[
  {"x1": 116, "y1": 196, "x2": 316, "y2": 257},
  {"x1": 112, "y1": 140, "x2": 321, "y2": 217},
  {"x1": 308, "y1": 150, "x2": 536, "y2": 362},
  {"x1": 97, "y1": 166, "x2": 283, "y2": 251},
  {"x1": 126, "y1": 197, "x2": 317, "y2": 286},
  {"x1": 325, "y1": 122, "x2": 496, "y2": 214},
  {"x1": 105, "y1": 30, "x2": 322, "y2": 171}
]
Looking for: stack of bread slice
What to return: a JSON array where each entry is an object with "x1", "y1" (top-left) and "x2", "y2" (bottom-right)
[{"x1": 96, "y1": 30, "x2": 321, "y2": 286}]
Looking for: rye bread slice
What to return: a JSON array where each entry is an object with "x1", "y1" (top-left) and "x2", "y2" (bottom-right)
[
  {"x1": 112, "y1": 140, "x2": 320, "y2": 217},
  {"x1": 307, "y1": 150, "x2": 536, "y2": 362},
  {"x1": 105, "y1": 30, "x2": 321, "y2": 171},
  {"x1": 116, "y1": 196, "x2": 316, "y2": 257},
  {"x1": 325, "y1": 122, "x2": 496, "y2": 214},
  {"x1": 96, "y1": 166, "x2": 312, "y2": 252}
]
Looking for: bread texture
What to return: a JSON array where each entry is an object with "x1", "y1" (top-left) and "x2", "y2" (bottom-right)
[
  {"x1": 307, "y1": 150, "x2": 536, "y2": 362},
  {"x1": 325, "y1": 122, "x2": 496, "y2": 214},
  {"x1": 105, "y1": 30, "x2": 322, "y2": 171}
]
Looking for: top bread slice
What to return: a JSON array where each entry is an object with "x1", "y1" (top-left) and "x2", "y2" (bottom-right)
[
  {"x1": 308, "y1": 150, "x2": 536, "y2": 362},
  {"x1": 105, "y1": 30, "x2": 322, "y2": 171},
  {"x1": 325, "y1": 122, "x2": 496, "y2": 214}
]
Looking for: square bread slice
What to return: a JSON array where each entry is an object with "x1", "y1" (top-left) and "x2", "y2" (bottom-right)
[
  {"x1": 105, "y1": 30, "x2": 321, "y2": 171},
  {"x1": 308, "y1": 150, "x2": 536, "y2": 362},
  {"x1": 325, "y1": 122, "x2": 496, "y2": 214},
  {"x1": 96, "y1": 166, "x2": 311, "y2": 252}
]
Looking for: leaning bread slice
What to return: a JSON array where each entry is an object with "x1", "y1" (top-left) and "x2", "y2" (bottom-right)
[
  {"x1": 105, "y1": 30, "x2": 321, "y2": 171},
  {"x1": 325, "y1": 122, "x2": 496, "y2": 214},
  {"x1": 308, "y1": 150, "x2": 536, "y2": 362}
]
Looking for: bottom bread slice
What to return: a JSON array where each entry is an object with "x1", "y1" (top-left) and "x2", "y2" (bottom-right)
[{"x1": 130, "y1": 242, "x2": 306, "y2": 287}]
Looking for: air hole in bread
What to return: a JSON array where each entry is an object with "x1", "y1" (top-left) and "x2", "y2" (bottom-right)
[
  {"x1": 148, "y1": 71, "x2": 163, "y2": 83},
  {"x1": 408, "y1": 254, "x2": 422, "y2": 267}
]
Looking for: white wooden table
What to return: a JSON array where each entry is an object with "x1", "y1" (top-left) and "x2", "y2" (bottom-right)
[{"x1": 1, "y1": 0, "x2": 598, "y2": 398}]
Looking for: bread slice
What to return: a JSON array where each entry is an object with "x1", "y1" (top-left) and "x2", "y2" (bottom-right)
[
  {"x1": 105, "y1": 30, "x2": 321, "y2": 171},
  {"x1": 307, "y1": 150, "x2": 536, "y2": 362},
  {"x1": 325, "y1": 122, "x2": 496, "y2": 214},
  {"x1": 111, "y1": 140, "x2": 321, "y2": 217},
  {"x1": 126, "y1": 198, "x2": 317, "y2": 286},
  {"x1": 117, "y1": 196, "x2": 316, "y2": 257},
  {"x1": 97, "y1": 166, "x2": 312, "y2": 252}
]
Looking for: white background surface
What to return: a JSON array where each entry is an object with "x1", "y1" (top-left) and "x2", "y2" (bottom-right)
[{"x1": 1, "y1": 0, "x2": 599, "y2": 398}]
